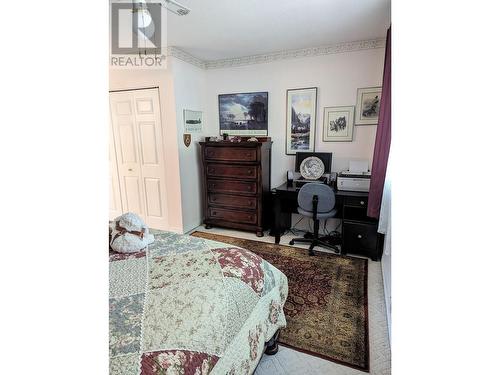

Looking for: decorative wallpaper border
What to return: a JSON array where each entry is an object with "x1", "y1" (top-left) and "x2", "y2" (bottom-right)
[
  {"x1": 167, "y1": 38, "x2": 385, "y2": 70},
  {"x1": 166, "y1": 46, "x2": 207, "y2": 69}
]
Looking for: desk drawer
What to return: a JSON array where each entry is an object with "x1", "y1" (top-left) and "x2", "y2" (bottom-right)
[
  {"x1": 207, "y1": 179, "x2": 257, "y2": 194},
  {"x1": 209, "y1": 194, "x2": 257, "y2": 209},
  {"x1": 205, "y1": 147, "x2": 257, "y2": 162},
  {"x1": 207, "y1": 164, "x2": 257, "y2": 179},
  {"x1": 344, "y1": 196, "x2": 368, "y2": 208},
  {"x1": 343, "y1": 221, "x2": 378, "y2": 255},
  {"x1": 208, "y1": 207, "x2": 257, "y2": 224}
]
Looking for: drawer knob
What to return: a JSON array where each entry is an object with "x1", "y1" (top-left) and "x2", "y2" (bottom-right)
[
  {"x1": 247, "y1": 186, "x2": 252, "y2": 190},
  {"x1": 209, "y1": 168, "x2": 215, "y2": 173},
  {"x1": 248, "y1": 200, "x2": 253, "y2": 206},
  {"x1": 247, "y1": 169, "x2": 253, "y2": 174},
  {"x1": 360, "y1": 201, "x2": 365, "y2": 205},
  {"x1": 357, "y1": 234, "x2": 363, "y2": 239}
]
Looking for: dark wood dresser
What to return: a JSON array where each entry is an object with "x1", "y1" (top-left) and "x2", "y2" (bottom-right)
[{"x1": 200, "y1": 138, "x2": 272, "y2": 237}]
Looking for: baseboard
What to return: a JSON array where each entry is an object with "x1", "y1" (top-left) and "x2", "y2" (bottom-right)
[
  {"x1": 168, "y1": 226, "x2": 184, "y2": 234},
  {"x1": 183, "y1": 221, "x2": 203, "y2": 234},
  {"x1": 290, "y1": 214, "x2": 342, "y2": 234}
]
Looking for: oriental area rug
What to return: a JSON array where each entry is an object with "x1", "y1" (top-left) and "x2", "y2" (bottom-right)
[{"x1": 190, "y1": 231, "x2": 369, "y2": 371}]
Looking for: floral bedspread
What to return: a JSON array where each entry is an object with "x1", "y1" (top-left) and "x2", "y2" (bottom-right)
[{"x1": 109, "y1": 231, "x2": 288, "y2": 375}]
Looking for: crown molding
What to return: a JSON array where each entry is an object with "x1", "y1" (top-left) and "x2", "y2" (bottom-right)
[
  {"x1": 166, "y1": 46, "x2": 207, "y2": 69},
  {"x1": 167, "y1": 38, "x2": 385, "y2": 70}
]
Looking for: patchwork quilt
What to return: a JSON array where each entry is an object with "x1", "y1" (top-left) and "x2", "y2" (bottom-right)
[{"x1": 109, "y1": 231, "x2": 288, "y2": 375}]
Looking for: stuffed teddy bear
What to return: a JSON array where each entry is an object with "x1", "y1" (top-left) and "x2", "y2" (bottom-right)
[{"x1": 109, "y1": 212, "x2": 154, "y2": 253}]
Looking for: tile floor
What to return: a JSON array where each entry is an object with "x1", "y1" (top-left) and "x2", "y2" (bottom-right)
[{"x1": 189, "y1": 226, "x2": 391, "y2": 375}]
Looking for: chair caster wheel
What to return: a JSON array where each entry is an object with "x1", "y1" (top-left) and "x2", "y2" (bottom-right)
[{"x1": 289, "y1": 240, "x2": 295, "y2": 245}]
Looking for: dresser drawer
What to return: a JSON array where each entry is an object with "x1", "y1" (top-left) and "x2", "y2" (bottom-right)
[
  {"x1": 207, "y1": 164, "x2": 257, "y2": 179},
  {"x1": 343, "y1": 221, "x2": 378, "y2": 255},
  {"x1": 207, "y1": 179, "x2": 257, "y2": 194},
  {"x1": 205, "y1": 147, "x2": 257, "y2": 162},
  {"x1": 209, "y1": 194, "x2": 257, "y2": 209},
  {"x1": 208, "y1": 207, "x2": 257, "y2": 224}
]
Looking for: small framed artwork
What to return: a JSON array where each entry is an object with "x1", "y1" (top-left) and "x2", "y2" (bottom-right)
[
  {"x1": 285, "y1": 87, "x2": 317, "y2": 155},
  {"x1": 323, "y1": 106, "x2": 354, "y2": 142},
  {"x1": 218, "y1": 92, "x2": 268, "y2": 136},
  {"x1": 183, "y1": 109, "x2": 203, "y2": 133},
  {"x1": 355, "y1": 87, "x2": 382, "y2": 125}
]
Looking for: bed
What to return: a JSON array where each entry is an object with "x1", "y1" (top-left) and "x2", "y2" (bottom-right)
[{"x1": 109, "y1": 230, "x2": 288, "y2": 375}]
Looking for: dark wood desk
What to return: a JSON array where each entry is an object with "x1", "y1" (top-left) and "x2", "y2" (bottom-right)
[{"x1": 271, "y1": 182, "x2": 384, "y2": 261}]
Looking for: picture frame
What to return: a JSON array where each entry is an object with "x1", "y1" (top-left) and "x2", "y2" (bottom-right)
[
  {"x1": 183, "y1": 109, "x2": 203, "y2": 133},
  {"x1": 323, "y1": 106, "x2": 354, "y2": 142},
  {"x1": 218, "y1": 92, "x2": 268, "y2": 136},
  {"x1": 355, "y1": 87, "x2": 382, "y2": 125},
  {"x1": 285, "y1": 87, "x2": 317, "y2": 155}
]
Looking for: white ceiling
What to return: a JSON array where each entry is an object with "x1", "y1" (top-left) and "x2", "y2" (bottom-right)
[{"x1": 166, "y1": 0, "x2": 390, "y2": 60}]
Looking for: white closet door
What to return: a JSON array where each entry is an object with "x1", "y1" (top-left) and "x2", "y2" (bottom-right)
[
  {"x1": 109, "y1": 88, "x2": 169, "y2": 230},
  {"x1": 109, "y1": 113, "x2": 123, "y2": 220}
]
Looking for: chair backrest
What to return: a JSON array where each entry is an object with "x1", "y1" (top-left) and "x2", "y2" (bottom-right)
[{"x1": 297, "y1": 183, "x2": 335, "y2": 213}]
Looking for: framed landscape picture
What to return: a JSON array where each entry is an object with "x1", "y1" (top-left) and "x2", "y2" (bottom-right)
[
  {"x1": 323, "y1": 106, "x2": 354, "y2": 142},
  {"x1": 218, "y1": 92, "x2": 268, "y2": 135},
  {"x1": 285, "y1": 87, "x2": 317, "y2": 155},
  {"x1": 355, "y1": 87, "x2": 382, "y2": 125}
]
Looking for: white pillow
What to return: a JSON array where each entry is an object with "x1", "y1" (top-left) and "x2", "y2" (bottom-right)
[{"x1": 110, "y1": 212, "x2": 154, "y2": 253}]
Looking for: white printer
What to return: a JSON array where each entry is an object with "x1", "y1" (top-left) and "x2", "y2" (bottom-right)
[{"x1": 337, "y1": 160, "x2": 371, "y2": 192}]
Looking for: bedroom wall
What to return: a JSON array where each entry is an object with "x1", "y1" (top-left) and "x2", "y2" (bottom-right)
[
  {"x1": 109, "y1": 68, "x2": 184, "y2": 233},
  {"x1": 203, "y1": 48, "x2": 385, "y2": 188},
  {"x1": 110, "y1": 48, "x2": 385, "y2": 234},
  {"x1": 382, "y1": 222, "x2": 391, "y2": 343},
  {"x1": 168, "y1": 58, "x2": 210, "y2": 233}
]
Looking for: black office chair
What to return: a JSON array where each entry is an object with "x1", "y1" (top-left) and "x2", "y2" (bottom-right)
[{"x1": 289, "y1": 182, "x2": 340, "y2": 256}]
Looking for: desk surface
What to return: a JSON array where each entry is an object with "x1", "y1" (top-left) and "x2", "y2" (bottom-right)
[{"x1": 273, "y1": 182, "x2": 369, "y2": 197}]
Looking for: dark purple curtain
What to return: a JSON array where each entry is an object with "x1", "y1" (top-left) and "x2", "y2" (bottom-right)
[{"x1": 367, "y1": 27, "x2": 391, "y2": 219}]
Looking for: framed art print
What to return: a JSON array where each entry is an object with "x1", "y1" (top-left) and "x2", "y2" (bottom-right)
[
  {"x1": 183, "y1": 109, "x2": 203, "y2": 133},
  {"x1": 218, "y1": 92, "x2": 268, "y2": 136},
  {"x1": 285, "y1": 87, "x2": 317, "y2": 155},
  {"x1": 323, "y1": 106, "x2": 354, "y2": 142},
  {"x1": 355, "y1": 87, "x2": 382, "y2": 125}
]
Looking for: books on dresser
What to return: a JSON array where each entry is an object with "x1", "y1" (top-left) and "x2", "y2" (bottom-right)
[{"x1": 199, "y1": 137, "x2": 272, "y2": 237}]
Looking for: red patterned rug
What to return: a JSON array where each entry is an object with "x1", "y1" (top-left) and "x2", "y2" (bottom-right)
[{"x1": 190, "y1": 231, "x2": 369, "y2": 371}]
